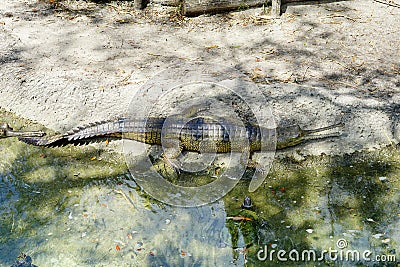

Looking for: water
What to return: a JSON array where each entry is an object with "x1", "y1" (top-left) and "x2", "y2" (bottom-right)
[{"x1": 0, "y1": 110, "x2": 398, "y2": 266}]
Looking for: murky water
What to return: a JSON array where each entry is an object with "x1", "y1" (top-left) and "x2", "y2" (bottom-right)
[{"x1": 0, "y1": 110, "x2": 398, "y2": 266}]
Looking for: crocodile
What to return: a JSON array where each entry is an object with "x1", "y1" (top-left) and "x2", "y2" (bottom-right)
[{"x1": 15, "y1": 117, "x2": 343, "y2": 152}]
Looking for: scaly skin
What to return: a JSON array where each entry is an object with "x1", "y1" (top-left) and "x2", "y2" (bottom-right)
[{"x1": 17, "y1": 117, "x2": 342, "y2": 151}]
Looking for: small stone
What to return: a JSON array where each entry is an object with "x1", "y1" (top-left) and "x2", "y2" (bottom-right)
[
  {"x1": 134, "y1": 241, "x2": 144, "y2": 252},
  {"x1": 372, "y1": 234, "x2": 383, "y2": 239},
  {"x1": 241, "y1": 196, "x2": 252, "y2": 209}
]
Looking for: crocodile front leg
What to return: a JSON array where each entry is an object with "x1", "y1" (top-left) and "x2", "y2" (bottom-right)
[{"x1": 160, "y1": 138, "x2": 183, "y2": 175}]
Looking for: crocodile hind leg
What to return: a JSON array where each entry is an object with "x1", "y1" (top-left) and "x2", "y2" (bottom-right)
[
  {"x1": 159, "y1": 102, "x2": 211, "y2": 173},
  {"x1": 180, "y1": 102, "x2": 211, "y2": 118}
]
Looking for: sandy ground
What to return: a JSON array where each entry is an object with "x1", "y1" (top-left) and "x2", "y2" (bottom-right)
[{"x1": 0, "y1": 0, "x2": 399, "y2": 157}]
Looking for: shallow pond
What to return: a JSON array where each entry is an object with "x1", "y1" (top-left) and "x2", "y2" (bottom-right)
[{"x1": 0, "y1": 109, "x2": 398, "y2": 266}]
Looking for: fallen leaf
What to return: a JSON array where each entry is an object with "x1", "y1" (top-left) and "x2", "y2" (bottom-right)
[
  {"x1": 226, "y1": 216, "x2": 252, "y2": 221},
  {"x1": 90, "y1": 156, "x2": 96, "y2": 161},
  {"x1": 206, "y1": 45, "x2": 219, "y2": 49},
  {"x1": 180, "y1": 249, "x2": 191, "y2": 258}
]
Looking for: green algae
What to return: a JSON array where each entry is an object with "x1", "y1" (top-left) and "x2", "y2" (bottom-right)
[{"x1": 222, "y1": 148, "x2": 400, "y2": 266}]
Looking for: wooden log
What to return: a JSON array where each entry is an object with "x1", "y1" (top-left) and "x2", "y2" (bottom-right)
[
  {"x1": 271, "y1": 0, "x2": 281, "y2": 17},
  {"x1": 166, "y1": 0, "x2": 308, "y2": 16},
  {"x1": 151, "y1": 0, "x2": 181, "y2": 6},
  {"x1": 134, "y1": 0, "x2": 149, "y2": 9},
  {"x1": 182, "y1": 0, "x2": 271, "y2": 16}
]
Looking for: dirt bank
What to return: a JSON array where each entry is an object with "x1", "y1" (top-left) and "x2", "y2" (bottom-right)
[{"x1": 0, "y1": 0, "x2": 399, "y2": 156}]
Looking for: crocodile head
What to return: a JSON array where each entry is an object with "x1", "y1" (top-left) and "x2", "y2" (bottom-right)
[{"x1": 276, "y1": 124, "x2": 306, "y2": 149}]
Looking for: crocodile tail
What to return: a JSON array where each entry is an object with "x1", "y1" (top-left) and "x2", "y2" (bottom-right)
[
  {"x1": 18, "y1": 119, "x2": 122, "y2": 147},
  {"x1": 18, "y1": 134, "x2": 66, "y2": 146},
  {"x1": 19, "y1": 133, "x2": 121, "y2": 147}
]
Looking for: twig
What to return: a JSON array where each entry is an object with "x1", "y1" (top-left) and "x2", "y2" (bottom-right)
[
  {"x1": 321, "y1": 14, "x2": 361, "y2": 22},
  {"x1": 373, "y1": 0, "x2": 400, "y2": 8},
  {"x1": 113, "y1": 189, "x2": 137, "y2": 210},
  {"x1": 11, "y1": 214, "x2": 14, "y2": 232}
]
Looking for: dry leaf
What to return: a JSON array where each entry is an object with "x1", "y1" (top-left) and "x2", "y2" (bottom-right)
[{"x1": 206, "y1": 45, "x2": 219, "y2": 49}]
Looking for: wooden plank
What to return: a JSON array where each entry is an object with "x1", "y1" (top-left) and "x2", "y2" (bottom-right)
[{"x1": 182, "y1": 0, "x2": 271, "y2": 16}]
